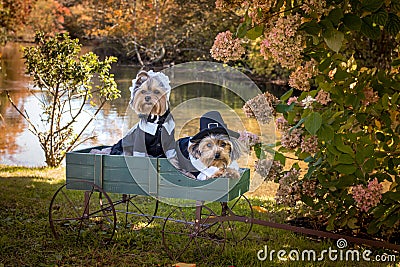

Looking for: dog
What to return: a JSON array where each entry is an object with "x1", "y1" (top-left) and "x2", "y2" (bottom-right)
[
  {"x1": 188, "y1": 133, "x2": 243, "y2": 179},
  {"x1": 176, "y1": 111, "x2": 245, "y2": 180},
  {"x1": 110, "y1": 70, "x2": 176, "y2": 159}
]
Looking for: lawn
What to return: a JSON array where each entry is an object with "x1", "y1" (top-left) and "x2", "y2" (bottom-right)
[{"x1": 0, "y1": 165, "x2": 398, "y2": 266}]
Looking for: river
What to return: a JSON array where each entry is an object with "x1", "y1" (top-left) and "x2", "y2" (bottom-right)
[{"x1": 0, "y1": 42, "x2": 283, "y2": 167}]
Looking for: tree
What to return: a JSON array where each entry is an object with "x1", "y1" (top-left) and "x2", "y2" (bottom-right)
[
  {"x1": 7, "y1": 32, "x2": 120, "y2": 167},
  {"x1": 214, "y1": 0, "x2": 400, "y2": 240}
]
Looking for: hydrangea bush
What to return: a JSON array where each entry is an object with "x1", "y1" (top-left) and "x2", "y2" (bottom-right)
[{"x1": 215, "y1": 0, "x2": 400, "y2": 240}]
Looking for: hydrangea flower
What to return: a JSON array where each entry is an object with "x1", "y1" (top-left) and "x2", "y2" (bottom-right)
[
  {"x1": 238, "y1": 130, "x2": 260, "y2": 148},
  {"x1": 210, "y1": 30, "x2": 245, "y2": 63},
  {"x1": 351, "y1": 178, "x2": 383, "y2": 212},
  {"x1": 275, "y1": 168, "x2": 301, "y2": 206},
  {"x1": 315, "y1": 90, "x2": 331, "y2": 105},
  {"x1": 288, "y1": 59, "x2": 318, "y2": 91},
  {"x1": 301, "y1": 135, "x2": 319, "y2": 154},
  {"x1": 243, "y1": 93, "x2": 277, "y2": 124},
  {"x1": 281, "y1": 128, "x2": 303, "y2": 149},
  {"x1": 260, "y1": 14, "x2": 304, "y2": 69},
  {"x1": 255, "y1": 159, "x2": 283, "y2": 182}
]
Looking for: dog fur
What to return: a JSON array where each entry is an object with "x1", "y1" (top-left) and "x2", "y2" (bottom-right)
[{"x1": 187, "y1": 134, "x2": 244, "y2": 179}]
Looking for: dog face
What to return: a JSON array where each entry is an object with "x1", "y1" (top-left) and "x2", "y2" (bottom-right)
[
  {"x1": 129, "y1": 71, "x2": 169, "y2": 117},
  {"x1": 189, "y1": 134, "x2": 243, "y2": 169}
]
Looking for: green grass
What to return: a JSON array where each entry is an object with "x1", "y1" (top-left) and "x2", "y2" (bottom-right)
[{"x1": 0, "y1": 165, "x2": 398, "y2": 266}]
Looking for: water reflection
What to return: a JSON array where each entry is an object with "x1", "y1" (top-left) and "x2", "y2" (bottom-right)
[{"x1": 0, "y1": 43, "x2": 281, "y2": 167}]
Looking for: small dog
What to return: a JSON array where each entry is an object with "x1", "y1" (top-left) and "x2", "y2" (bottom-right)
[
  {"x1": 110, "y1": 70, "x2": 176, "y2": 159},
  {"x1": 188, "y1": 133, "x2": 244, "y2": 179},
  {"x1": 176, "y1": 111, "x2": 245, "y2": 180}
]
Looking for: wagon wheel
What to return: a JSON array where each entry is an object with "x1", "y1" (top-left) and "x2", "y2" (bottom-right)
[
  {"x1": 162, "y1": 205, "x2": 226, "y2": 261},
  {"x1": 221, "y1": 194, "x2": 254, "y2": 244},
  {"x1": 49, "y1": 181, "x2": 117, "y2": 245},
  {"x1": 106, "y1": 194, "x2": 159, "y2": 230}
]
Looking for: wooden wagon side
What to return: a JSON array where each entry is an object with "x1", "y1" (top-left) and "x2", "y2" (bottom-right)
[{"x1": 65, "y1": 146, "x2": 250, "y2": 202}]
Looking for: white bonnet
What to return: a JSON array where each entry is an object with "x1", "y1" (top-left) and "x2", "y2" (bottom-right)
[{"x1": 129, "y1": 70, "x2": 171, "y2": 100}]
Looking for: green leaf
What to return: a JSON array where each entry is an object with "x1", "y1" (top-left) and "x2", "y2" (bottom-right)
[
  {"x1": 343, "y1": 14, "x2": 362, "y2": 31},
  {"x1": 323, "y1": 28, "x2": 344, "y2": 52},
  {"x1": 246, "y1": 24, "x2": 264, "y2": 40},
  {"x1": 276, "y1": 102, "x2": 295, "y2": 113},
  {"x1": 372, "y1": 9, "x2": 389, "y2": 26},
  {"x1": 334, "y1": 136, "x2": 354, "y2": 156},
  {"x1": 355, "y1": 145, "x2": 374, "y2": 164},
  {"x1": 385, "y1": 192, "x2": 400, "y2": 202},
  {"x1": 361, "y1": 0, "x2": 384, "y2": 12},
  {"x1": 236, "y1": 22, "x2": 248, "y2": 38},
  {"x1": 327, "y1": 8, "x2": 344, "y2": 27},
  {"x1": 280, "y1": 89, "x2": 293, "y2": 102},
  {"x1": 319, "y1": 57, "x2": 332, "y2": 72},
  {"x1": 304, "y1": 112, "x2": 322, "y2": 135},
  {"x1": 338, "y1": 154, "x2": 354, "y2": 164},
  {"x1": 347, "y1": 218, "x2": 358, "y2": 229},
  {"x1": 274, "y1": 151, "x2": 286, "y2": 165},
  {"x1": 335, "y1": 164, "x2": 357, "y2": 174},
  {"x1": 301, "y1": 20, "x2": 322, "y2": 36},
  {"x1": 385, "y1": 13, "x2": 400, "y2": 36},
  {"x1": 361, "y1": 16, "x2": 381, "y2": 39},
  {"x1": 367, "y1": 221, "x2": 380, "y2": 234},
  {"x1": 318, "y1": 124, "x2": 334, "y2": 142}
]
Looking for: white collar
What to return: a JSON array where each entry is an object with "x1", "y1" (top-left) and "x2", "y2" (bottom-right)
[{"x1": 138, "y1": 118, "x2": 175, "y2": 135}]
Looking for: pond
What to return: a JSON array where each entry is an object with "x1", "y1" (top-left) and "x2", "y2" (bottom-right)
[{"x1": 0, "y1": 42, "x2": 284, "y2": 167}]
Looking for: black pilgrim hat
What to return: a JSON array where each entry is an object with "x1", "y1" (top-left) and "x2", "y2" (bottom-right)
[{"x1": 190, "y1": 111, "x2": 240, "y2": 141}]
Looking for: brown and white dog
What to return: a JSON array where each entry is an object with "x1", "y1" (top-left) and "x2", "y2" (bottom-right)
[
  {"x1": 176, "y1": 111, "x2": 245, "y2": 180},
  {"x1": 110, "y1": 70, "x2": 176, "y2": 159}
]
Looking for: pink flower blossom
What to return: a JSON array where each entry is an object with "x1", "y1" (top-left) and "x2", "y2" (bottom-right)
[
  {"x1": 301, "y1": 135, "x2": 319, "y2": 154},
  {"x1": 351, "y1": 178, "x2": 383, "y2": 212},
  {"x1": 315, "y1": 90, "x2": 331, "y2": 105},
  {"x1": 275, "y1": 116, "x2": 288, "y2": 131},
  {"x1": 287, "y1": 96, "x2": 298, "y2": 105},
  {"x1": 288, "y1": 59, "x2": 318, "y2": 91},
  {"x1": 210, "y1": 30, "x2": 245, "y2": 63},
  {"x1": 361, "y1": 86, "x2": 379, "y2": 106},
  {"x1": 281, "y1": 128, "x2": 303, "y2": 149},
  {"x1": 275, "y1": 168, "x2": 301, "y2": 206},
  {"x1": 243, "y1": 92, "x2": 278, "y2": 124},
  {"x1": 301, "y1": 0, "x2": 331, "y2": 17},
  {"x1": 260, "y1": 14, "x2": 304, "y2": 69},
  {"x1": 239, "y1": 130, "x2": 260, "y2": 148},
  {"x1": 255, "y1": 159, "x2": 283, "y2": 182}
]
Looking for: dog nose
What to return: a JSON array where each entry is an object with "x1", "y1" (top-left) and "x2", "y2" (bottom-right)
[
  {"x1": 215, "y1": 152, "x2": 220, "y2": 159},
  {"x1": 145, "y1": 96, "x2": 151, "y2": 102}
]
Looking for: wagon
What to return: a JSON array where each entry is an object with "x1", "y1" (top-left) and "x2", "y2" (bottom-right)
[{"x1": 49, "y1": 146, "x2": 254, "y2": 261}]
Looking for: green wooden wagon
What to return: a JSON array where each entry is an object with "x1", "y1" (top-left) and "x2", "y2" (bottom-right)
[{"x1": 49, "y1": 146, "x2": 253, "y2": 260}]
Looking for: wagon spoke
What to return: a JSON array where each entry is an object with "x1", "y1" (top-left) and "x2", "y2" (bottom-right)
[
  {"x1": 220, "y1": 195, "x2": 253, "y2": 244},
  {"x1": 49, "y1": 181, "x2": 117, "y2": 245}
]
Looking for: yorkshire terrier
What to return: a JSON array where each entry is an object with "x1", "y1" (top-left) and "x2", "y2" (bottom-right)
[
  {"x1": 176, "y1": 111, "x2": 245, "y2": 180},
  {"x1": 110, "y1": 70, "x2": 176, "y2": 159},
  {"x1": 188, "y1": 133, "x2": 243, "y2": 179}
]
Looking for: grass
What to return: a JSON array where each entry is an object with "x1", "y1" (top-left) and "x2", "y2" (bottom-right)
[{"x1": 0, "y1": 165, "x2": 399, "y2": 267}]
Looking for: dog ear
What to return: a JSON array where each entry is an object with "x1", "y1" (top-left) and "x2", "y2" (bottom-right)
[
  {"x1": 135, "y1": 70, "x2": 150, "y2": 89},
  {"x1": 229, "y1": 137, "x2": 246, "y2": 161},
  {"x1": 188, "y1": 140, "x2": 201, "y2": 159}
]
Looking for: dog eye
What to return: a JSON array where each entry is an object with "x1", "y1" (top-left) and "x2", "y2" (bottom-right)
[
  {"x1": 141, "y1": 90, "x2": 147, "y2": 94},
  {"x1": 207, "y1": 143, "x2": 212, "y2": 147},
  {"x1": 220, "y1": 142, "x2": 226, "y2": 147},
  {"x1": 154, "y1": 90, "x2": 160, "y2": 94}
]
